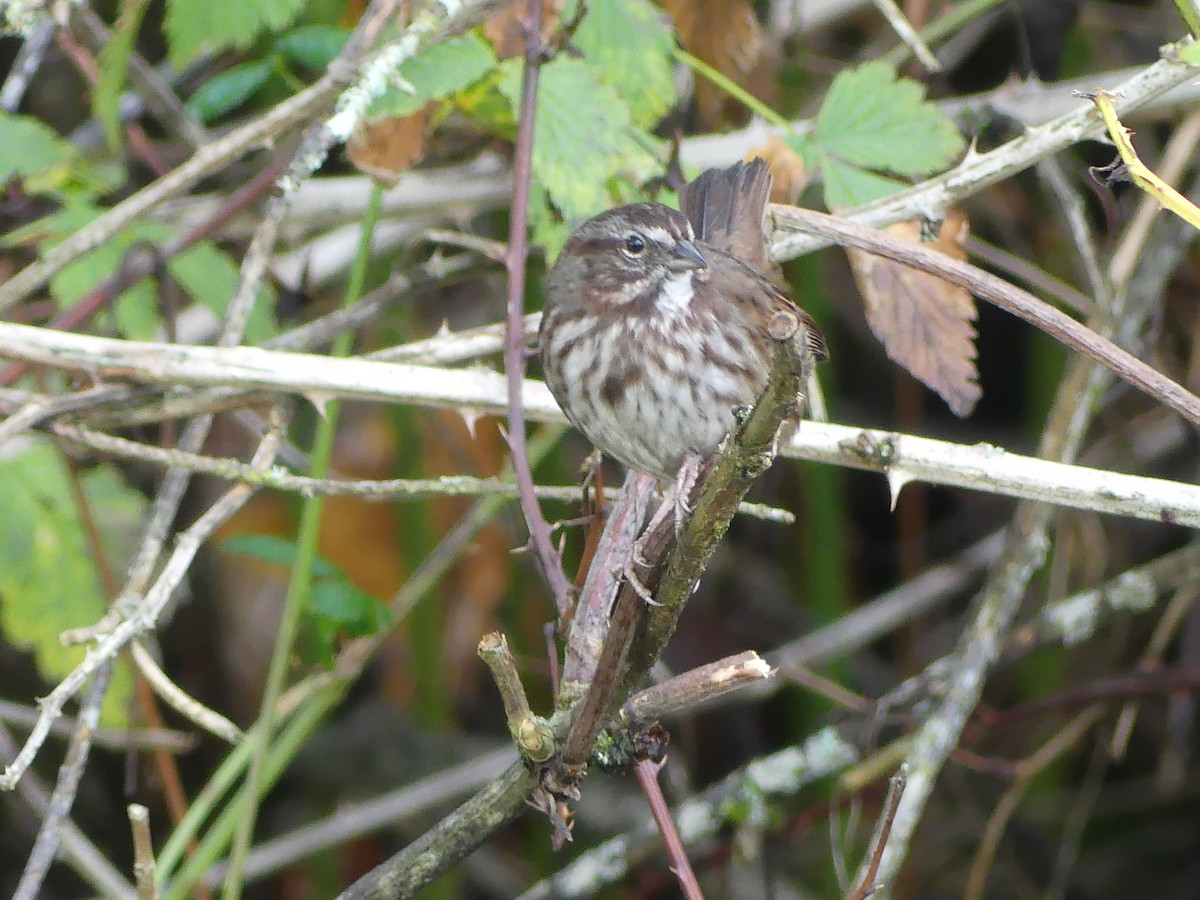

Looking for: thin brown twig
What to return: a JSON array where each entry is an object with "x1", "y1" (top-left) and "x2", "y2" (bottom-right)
[
  {"x1": 634, "y1": 759, "x2": 704, "y2": 900},
  {"x1": 770, "y1": 206, "x2": 1200, "y2": 427},
  {"x1": 845, "y1": 767, "x2": 908, "y2": 900},
  {"x1": 501, "y1": 0, "x2": 575, "y2": 617}
]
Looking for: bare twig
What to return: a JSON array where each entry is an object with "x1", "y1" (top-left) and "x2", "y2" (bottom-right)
[
  {"x1": 501, "y1": 0, "x2": 575, "y2": 617},
  {"x1": 634, "y1": 759, "x2": 705, "y2": 900},
  {"x1": 0, "y1": 19, "x2": 53, "y2": 111},
  {"x1": 128, "y1": 804, "x2": 157, "y2": 900},
  {"x1": 478, "y1": 633, "x2": 555, "y2": 763},
  {"x1": 770, "y1": 206, "x2": 1200, "y2": 427},
  {"x1": 619, "y1": 652, "x2": 773, "y2": 726},
  {"x1": 768, "y1": 43, "x2": 1200, "y2": 261},
  {"x1": 41, "y1": 421, "x2": 798, "y2": 521},
  {"x1": 0, "y1": 0, "x2": 514, "y2": 311},
  {"x1": 130, "y1": 641, "x2": 244, "y2": 744},
  {"x1": 870, "y1": 0, "x2": 940, "y2": 70},
  {"x1": 845, "y1": 767, "x2": 908, "y2": 900},
  {"x1": 519, "y1": 727, "x2": 860, "y2": 900},
  {"x1": 335, "y1": 761, "x2": 536, "y2": 900},
  {"x1": 0, "y1": 721, "x2": 136, "y2": 899},
  {"x1": 12, "y1": 661, "x2": 115, "y2": 900},
  {"x1": 0, "y1": 699, "x2": 193, "y2": 753},
  {"x1": 964, "y1": 709, "x2": 1104, "y2": 900},
  {"x1": 6, "y1": 321, "x2": 1200, "y2": 521}
]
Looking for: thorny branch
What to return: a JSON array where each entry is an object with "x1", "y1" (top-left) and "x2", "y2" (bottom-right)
[
  {"x1": 500, "y1": 0, "x2": 576, "y2": 617},
  {"x1": 2, "y1": 7, "x2": 1200, "y2": 900}
]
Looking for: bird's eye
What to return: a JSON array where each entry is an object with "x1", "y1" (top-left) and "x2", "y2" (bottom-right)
[{"x1": 623, "y1": 233, "x2": 646, "y2": 255}]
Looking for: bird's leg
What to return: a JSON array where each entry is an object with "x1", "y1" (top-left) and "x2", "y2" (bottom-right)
[
  {"x1": 636, "y1": 451, "x2": 702, "y2": 555},
  {"x1": 623, "y1": 452, "x2": 704, "y2": 604}
]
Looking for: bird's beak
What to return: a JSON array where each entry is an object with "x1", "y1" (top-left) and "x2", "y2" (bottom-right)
[{"x1": 669, "y1": 239, "x2": 708, "y2": 271}]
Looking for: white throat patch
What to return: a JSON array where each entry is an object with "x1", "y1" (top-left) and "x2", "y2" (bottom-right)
[{"x1": 657, "y1": 271, "x2": 695, "y2": 316}]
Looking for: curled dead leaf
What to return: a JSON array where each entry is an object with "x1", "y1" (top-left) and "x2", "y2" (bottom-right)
[{"x1": 848, "y1": 211, "x2": 982, "y2": 417}]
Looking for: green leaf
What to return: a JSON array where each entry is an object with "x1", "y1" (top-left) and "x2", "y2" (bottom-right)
[
  {"x1": 113, "y1": 281, "x2": 162, "y2": 340},
  {"x1": 220, "y1": 534, "x2": 339, "y2": 579},
  {"x1": 528, "y1": 184, "x2": 573, "y2": 262},
  {"x1": 0, "y1": 113, "x2": 74, "y2": 184},
  {"x1": 310, "y1": 580, "x2": 391, "y2": 635},
  {"x1": 453, "y1": 70, "x2": 516, "y2": 135},
  {"x1": 815, "y1": 61, "x2": 964, "y2": 177},
  {"x1": 498, "y1": 56, "x2": 656, "y2": 224},
  {"x1": 569, "y1": 0, "x2": 677, "y2": 128},
  {"x1": 185, "y1": 59, "x2": 274, "y2": 123},
  {"x1": 169, "y1": 241, "x2": 278, "y2": 343},
  {"x1": 164, "y1": 0, "x2": 306, "y2": 68},
  {"x1": 820, "y1": 155, "x2": 908, "y2": 208},
  {"x1": 0, "y1": 442, "x2": 142, "y2": 725},
  {"x1": 42, "y1": 203, "x2": 176, "y2": 336},
  {"x1": 275, "y1": 25, "x2": 351, "y2": 69},
  {"x1": 366, "y1": 32, "x2": 496, "y2": 120},
  {"x1": 95, "y1": 0, "x2": 154, "y2": 150}
]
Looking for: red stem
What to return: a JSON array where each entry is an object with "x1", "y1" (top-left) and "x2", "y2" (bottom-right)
[
  {"x1": 503, "y1": 0, "x2": 575, "y2": 617},
  {"x1": 634, "y1": 759, "x2": 705, "y2": 900}
]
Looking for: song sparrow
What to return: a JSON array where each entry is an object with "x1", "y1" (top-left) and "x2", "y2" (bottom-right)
[{"x1": 539, "y1": 159, "x2": 828, "y2": 483}]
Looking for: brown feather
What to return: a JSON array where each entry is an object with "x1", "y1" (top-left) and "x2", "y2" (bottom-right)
[{"x1": 679, "y1": 158, "x2": 772, "y2": 269}]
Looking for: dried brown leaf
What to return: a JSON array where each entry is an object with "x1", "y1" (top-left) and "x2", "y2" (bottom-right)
[
  {"x1": 483, "y1": 0, "x2": 560, "y2": 58},
  {"x1": 662, "y1": 0, "x2": 771, "y2": 128},
  {"x1": 746, "y1": 136, "x2": 808, "y2": 205},
  {"x1": 848, "y1": 213, "x2": 981, "y2": 416},
  {"x1": 346, "y1": 107, "x2": 430, "y2": 185}
]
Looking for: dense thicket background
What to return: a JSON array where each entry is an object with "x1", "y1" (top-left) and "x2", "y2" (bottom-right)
[{"x1": 3, "y1": 0, "x2": 1200, "y2": 897}]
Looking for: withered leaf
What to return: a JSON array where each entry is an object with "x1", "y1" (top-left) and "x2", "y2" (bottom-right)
[
  {"x1": 848, "y1": 212, "x2": 981, "y2": 416},
  {"x1": 662, "y1": 0, "x2": 769, "y2": 128},
  {"x1": 483, "y1": 0, "x2": 560, "y2": 58},
  {"x1": 345, "y1": 106, "x2": 430, "y2": 185},
  {"x1": 745, "y1": 136, "x2": 808, "y2": 205}
]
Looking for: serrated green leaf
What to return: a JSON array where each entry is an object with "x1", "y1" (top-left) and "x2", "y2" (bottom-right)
[
  {"x1": 0, "y1": 113, "x2": 74, "y2": 183},
  {"x1": 569, "y1": 0, "x2": 677, "y2": 128},
  {"x1": 498, "y1": 56, "x2": 656, "y2": 224},
  {"x1": 820, "y1": 155, "x2": 907, "y2": 209},
  {"x1": 169, "y1": 241, "x2": 278, "y2": 343},
  {"x1": 164, "y1": 0, "x2": 306, "y2": 68},
  {"x1": 0, "y1": 442, "x2": 141, "y2": 725},
  {"x1": 366, "y1": 32, "x2": 496, "y2": 120},
  {"x1": 185, "y1": 59, "x2": 274, "y2": 123},
  {"x1": 815, "y1": 61, "x2": 964, "y2": 177},
  {"x1": 275, "y1": 25, "x2": 351, "y2": 69},
  {"x1": 95, "y1": 0, "x2": 153, "y2": 151}
]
